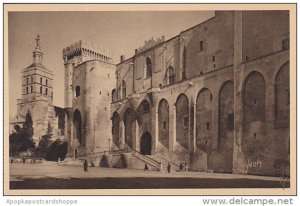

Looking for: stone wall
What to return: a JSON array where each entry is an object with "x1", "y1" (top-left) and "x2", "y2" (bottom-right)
[
  {"x1": 110, "y1": 10, "x2": 290, "y2": 176},
  {"x1": 233, "y1": 11, "x2": 290, "y2": 176},
  {"x1": 71, "y1": 60, "x2": 116, "y2": 156}
]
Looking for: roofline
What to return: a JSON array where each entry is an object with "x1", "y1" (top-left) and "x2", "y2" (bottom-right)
[
  {"x1": 21, "y1": 66, "x2": 54, "y2": 75},
  {"x1": 179, "y1": 12, "x2": 216, "y2": 35},
  {"x1": 75, "y1": 59, "x2": 116, "y2": 68},
  {"x1": 116, "y1": 12, "x2": 218, "y2": 65}
]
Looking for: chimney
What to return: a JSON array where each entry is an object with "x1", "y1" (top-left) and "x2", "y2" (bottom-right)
[{"x1": 120, "y1": 55, "x2": 125, "y2": 63}]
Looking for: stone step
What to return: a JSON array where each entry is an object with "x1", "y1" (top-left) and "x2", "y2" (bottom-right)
[{"x1": 146, "y1": 155, "x2": 180, "y2": 171}]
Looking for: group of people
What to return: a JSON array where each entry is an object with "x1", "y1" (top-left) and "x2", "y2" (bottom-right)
[
  {"x1": 144, "y1": 163, "x2": 172, "y2": 173},
  {"x1": 144, "y1": 162, "x2": 188, "y2": 173},
  {"x1": 84, "y1": 159, "x2": 188, "y2": 173},
  {"x1": 179, "y1": 162, "x2": 188, "y2": 172}
]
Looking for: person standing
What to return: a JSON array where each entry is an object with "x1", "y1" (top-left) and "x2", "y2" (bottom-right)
[
  {"x1": 167, "y1": 163, "x2": 171, "y2": 173},
  {"x1": 83, "y1": 159, "x2": 88, "y2": 173},
  {"x1": 144, "y1": 163, "x2": 149, "y2": 171},
  {"x1": 179, "y1": 163, "x2": 183, "y2": 172}
]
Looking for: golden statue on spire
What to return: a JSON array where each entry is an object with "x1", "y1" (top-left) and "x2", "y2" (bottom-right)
[{"x1": 35, "y1": 34, "x2": 40, "y2": 48}]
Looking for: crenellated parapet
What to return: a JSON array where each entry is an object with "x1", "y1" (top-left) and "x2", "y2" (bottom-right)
[
  {"x1": 136, "y1": 36, "x2": 165, "y2": 54},
  {"x1": 63, "y1": 40, "x2": 113, "y2": 64}
]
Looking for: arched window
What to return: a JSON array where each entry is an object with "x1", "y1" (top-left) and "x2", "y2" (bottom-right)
[
  {"x1": 46, "y1": 79, "x2": 48, "y2": 86},
  {"x1": 275, "y1": 62, "x2": 289, "y2": 128},
  {"x1": 75, "y1": 86, "x2": 80, "y2": 97},
  {"x1": 182, "y1": 46, "x2": 187, "y2": 80},
  {"x1": 26, "y1": 78, "x2": 29, "y2": 85},
  {"x1": 31, "y1": 85, "x2": 33, "y2": 93},
  {"x1": 40, "y1": 86, "x2": 42, "y2": 94},
  {"x1": 112, "y1": 89, "x2": 117, "y2": 102},
  {"x1": 31, "y1": 76, "x2": 33, "y2": 83},
  {"x1": 40, "y1": 77, "x2": 43, "y2": 84},
  {"x1": 45, "y1": 88, "x2": 48, "y2": 95},
  {"x1": 166, "y1": 66, "x2": 175, "y2": 85},
  {"x1": 145, "y1": 57, "x2": 152, "y2": 78},
  {"x1": 26, "y1": 87, "x2": 28, "y2": 94},
  {"x1": 122, "y1": 80, "x2": 126, "y2": 98},
  {"x1": 142, "y1": 101, "x2": 150, "y2": 113}
]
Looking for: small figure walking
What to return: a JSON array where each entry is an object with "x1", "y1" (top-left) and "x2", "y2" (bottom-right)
[
  {"x1": 144, "y1": 163, "x2": 149, "y2": 171},
  {"x1": 83, "y1": 159, "x2": 88, "y2": 173},
  {"x1": 167, "y1": 163, "x2": 171, "y2": 173},
  {"x1": 179, "y1": 163, "x2": 183, "y2": 172}
]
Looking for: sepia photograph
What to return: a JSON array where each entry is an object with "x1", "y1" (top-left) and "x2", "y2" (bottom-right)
[{"x1": 3, "y1": 3, "x2": 296, "y2": 196}]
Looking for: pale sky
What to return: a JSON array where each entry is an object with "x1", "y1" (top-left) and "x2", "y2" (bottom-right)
[{"x1": 8, "y1": 11, "x2": 215, "y2": 117}]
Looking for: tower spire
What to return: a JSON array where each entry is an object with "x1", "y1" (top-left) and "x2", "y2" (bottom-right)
[
  {"x1": 33, "y1": 34, "x2": 43, "y2": 64},
  {"x1": 35, "y1": 34, "x2": 41, "y2": 49}
]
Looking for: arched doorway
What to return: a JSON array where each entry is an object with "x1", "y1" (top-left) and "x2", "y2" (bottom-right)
[
  {"x1": 176, "y1": 94, "x2": 189, "y2": 149},
  {"x1": 218, "y1": 81, "x2": 234, "y2": 173},
  {"x1": 140, "y1": 132, "x2": 152, "y2": 155},
  {"x1": 196, "y1": 88, "x2": 213, "y2": 152},
  {"x1": 124, "y1": 108, "x2": 133, "y2": 148},
  {"x1": 158, "y1": 99, "x2": 169, "y2": 148},
  {"x1": 242, "y1": 71, "x2": 266, "y2": 174},
  {"x1": 73, "y1": 109, "x2": 83, "y2": 145},
  {"x1": 275, "y1": 62, "x2": 289, "y2": 128},
  {"x1": 112, "y1": 112, "x2": 120, "y2": 147}
]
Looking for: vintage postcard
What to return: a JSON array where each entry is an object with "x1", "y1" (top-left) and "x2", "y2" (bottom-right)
[{"x1": 3, "y1": 3, "x2": 297, "y2": 195}]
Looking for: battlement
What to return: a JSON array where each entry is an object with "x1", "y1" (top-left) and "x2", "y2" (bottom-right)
[
  {"x1": 63, "y1": 40, "x2": 113, "y2": 64},
  {"x1": 136, "y1": 36, "x2": 165, "y2": 54}
]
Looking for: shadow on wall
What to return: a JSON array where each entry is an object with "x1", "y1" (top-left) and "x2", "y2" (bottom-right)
[{"x1": 99, "y1": 154, "x2": 127, "y2": 168}]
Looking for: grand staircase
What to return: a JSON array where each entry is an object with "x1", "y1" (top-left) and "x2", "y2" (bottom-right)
[
  {"x1": 146, "y1": 154, "x2": 181, "y2": 172},
  {"x1": 58, "y1": 148, "x2": 181, "y2": 172},
  {"x1": 128, "y1": 148, "x2": 161, "y2": 171}
]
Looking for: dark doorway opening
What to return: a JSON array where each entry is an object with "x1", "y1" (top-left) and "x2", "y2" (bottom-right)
[
  {"x1": 140, "y1": 132, "x2": 152, "y2": 155},
  {"x1": 74, "y1": 149, "x2": 78, "y2": 159},
  {"x1": 73, "y1": 110, "x2": 82, "y2": 145}
]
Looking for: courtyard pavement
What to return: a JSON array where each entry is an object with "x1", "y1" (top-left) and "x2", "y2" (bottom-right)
[
  {"x1": 9, "y1": 162, "x2": 288, "y2": 189},
  {"x1": 10, "y1": 162, "x2": 284, "y2": 181}
]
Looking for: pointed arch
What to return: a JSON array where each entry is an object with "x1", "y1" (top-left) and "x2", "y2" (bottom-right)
[
  {"x1": 73, "y1": 109, "x2": 83, "y2": 146},
  {"x1": 145, "y1": 57, "x2": 152, "y2": 78},
  {"x1": 140, "y1": 132, "x2": 152, "y2": 155},
  {"x1": 275, "y1": 62, "x2": 289, "y2": 128},
  {"x1": 112, "y1": 112, "x2": 120, "y2": 147},
  {"x1": 242, "y1": 71, "x2": 266, "y2": 162},
  {"x1": 112, "y1": 89, "x2": 117, "y2": 102},
  {"x1": 122, "y1": 80, "x2": 127, "y2": 98},
  {"x1": 158, "y1": 98, "x2": 169, "y2": 148},
  {"x1": 124, "y1": 108, "x2": 133, "y2": 148},
  {"x1": 75, "y1": 85, "x2": 80, "y2": 97},
  {"x1": 196, "y1": 88, "x2": 213, "y2": 152},
  {"x1": 243, "y1": 71, "x2": 266, "y2": 124},
  {"x1": 176, "y1": 93, "x2": 189, "y2": 149},
  {"x1": 165, "y1": 66, "x2": 175, "y2": 85},
  {"x1": 218, "y1": 81, "x2": 234, "y2": 173}
]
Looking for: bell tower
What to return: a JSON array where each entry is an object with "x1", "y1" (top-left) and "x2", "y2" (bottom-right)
[
  {"x1": 19, "y1": 35, "x2": 53, "y2": 109},
  {"x1": 17, "y1": 35, "x2": 55, "y2": 140}
]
